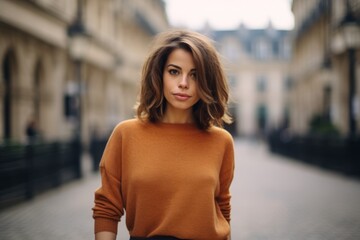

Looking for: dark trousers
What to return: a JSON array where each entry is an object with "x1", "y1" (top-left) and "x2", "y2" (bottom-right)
[{"x1": 130, "y1": 236, "x2": 180, "y2": 240}]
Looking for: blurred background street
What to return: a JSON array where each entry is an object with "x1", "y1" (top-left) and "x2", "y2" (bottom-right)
[
  {"x1": 1, "y1": 0, "x2": 360, "y2": 239},
  {"x1": 1, "y1": 139, "x2": 360, "y2": 240}
]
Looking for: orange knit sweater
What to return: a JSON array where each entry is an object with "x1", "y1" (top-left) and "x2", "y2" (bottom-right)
[{"x1": 92, "y1": 119, "x2": 235, "y2": 240}]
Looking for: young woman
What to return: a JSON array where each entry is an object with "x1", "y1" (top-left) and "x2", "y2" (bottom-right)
[{"x1": 93, "y1": 29, "x2": 235, "y2": 240}]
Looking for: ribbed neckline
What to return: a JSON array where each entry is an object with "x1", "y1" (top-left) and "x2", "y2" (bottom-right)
[
  {"x1": 155, "y1": 121, "x2": 197, "y2": 128},
  {"x1": 148, "y1": 121, "x2": 202, "y2": 133}
]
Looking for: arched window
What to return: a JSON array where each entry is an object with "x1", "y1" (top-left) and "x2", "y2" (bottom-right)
[
  {"x1": 33, "y1": 61, "x2": 42, "y2": 127},
  {"x1": 28, "y1": 59, "x2": 45, "y2": 141},
  {"x1": 2, "y1": 50, "x2": 16, "y2": 140}
]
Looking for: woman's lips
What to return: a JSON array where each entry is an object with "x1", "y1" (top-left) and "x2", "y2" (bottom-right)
[{"x1": 173, "y1": 93, "x2": 191, "y2": 101}]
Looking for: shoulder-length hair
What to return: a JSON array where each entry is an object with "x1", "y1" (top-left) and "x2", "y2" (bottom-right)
[{"x1": 136, "y1": 29, "x2": 232, "y2": 130}]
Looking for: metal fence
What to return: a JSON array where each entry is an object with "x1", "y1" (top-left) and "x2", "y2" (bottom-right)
[
  {"x1": 0, "y1": 140, "x2": 81, "y2": 209},
  {"x1": 268, "y1": 131, "x2": 360, "y2": 178}
]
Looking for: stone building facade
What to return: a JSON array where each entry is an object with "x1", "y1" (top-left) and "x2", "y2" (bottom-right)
[
  {"x1": 0, "y1": 0, "x2": 168, "y2": 144},
  {"x1": 203, "y1": 24, "x2": 292, "y2": 137},
  {"x1": 291, "y1": 0, "x2": 360, "y2": 138}
]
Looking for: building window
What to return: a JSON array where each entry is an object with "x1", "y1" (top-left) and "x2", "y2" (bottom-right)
[
  {"x1": 34, "y1": 62, "x2": 42, "y2": 125},
  {"x1": 272, "y1": 41, "x2": 279, "y2": 57},
  {"x1": 284, "y1": 76, "x2": 292, "y2": 90},
  {"x1": 281, "y1": 39, "x2": 291, "y2": 59},
  {"x1": 257, "y1": 104, "x2": 268, "y2": 133},
  {"x1": 64, "y1": 82, "x2": 79, "y2": 120},
  {"x1": 323, "y1": 85, "x2": 332, "y2": 121},
  {"x1": 254, "y1": 39, "x2": 270, "y2": 60},
  {"x1": 222, "y1": 40, "x2": 238, "y2": 62},
  {"x1": 64, "y1": 94, "x2": 78, "y2": 118},
  {"x1": 257, "y1": 76, "x2": 267, "y2": 92},
  {"x1": 228, "y1": 75, "x2": 236, "y2": 88},
  {"x1": 2, "y1": 50, "x2": 14, "y2": 139}
]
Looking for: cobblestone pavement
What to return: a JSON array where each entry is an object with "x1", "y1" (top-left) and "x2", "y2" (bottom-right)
[{"x1": 1, "y1": 139, "x2": 360, "y2": 240}]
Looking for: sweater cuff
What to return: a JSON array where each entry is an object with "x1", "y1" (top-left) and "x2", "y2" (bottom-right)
[{"x1": 94, "y1": 217, "x2": 118, "y2": 234}]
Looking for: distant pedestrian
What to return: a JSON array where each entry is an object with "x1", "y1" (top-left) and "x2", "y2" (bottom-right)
[
  {"x1": 93, "y1": 29, "x2": 235, "y2": 240},
  {"x1": 25, "y1": 118, "x2": 39, "y2": 144}
]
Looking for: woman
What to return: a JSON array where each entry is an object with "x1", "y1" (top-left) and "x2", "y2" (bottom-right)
[{"x1": 93, "y1": 29, "x2": 235, "y2": 240}]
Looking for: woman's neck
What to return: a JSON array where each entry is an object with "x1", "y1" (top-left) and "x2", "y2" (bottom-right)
[{"x1": 162, "y1": 108, "x2": 194, "y2": 124}]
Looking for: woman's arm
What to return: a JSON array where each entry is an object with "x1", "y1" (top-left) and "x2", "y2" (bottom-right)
[
  {"x1": 93, "y1": 124, "x2": 124, "y2": 236},
  {"x1": 217, "y1": 135, "x2": 235, "y2": 222},
  {"x1": 95, "y1": 231, "x2": 116, "y2": 240}
]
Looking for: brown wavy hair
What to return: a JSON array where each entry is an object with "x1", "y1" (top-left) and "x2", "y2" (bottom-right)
[{"x1": 136, "y1": 29, "x2": 232, "y2": 130}]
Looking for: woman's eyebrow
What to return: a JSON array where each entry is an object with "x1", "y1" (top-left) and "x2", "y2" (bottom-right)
[
  {"x1": 167, "y1": 64, "x2": 181, "y2": 69},
  {"x1": 166, "y1": 64, "x2": 196, "y2": 72}
]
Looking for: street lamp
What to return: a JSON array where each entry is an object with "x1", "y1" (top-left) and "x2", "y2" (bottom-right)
[
  {"x1": 67, "y1": 0, "x2": 88, "y2": 178},
  {"x1": 343, "y1": 25, "x2": 358, "y2": 140},
  {"x1": 341, "y1": 1, "x2": 360, "y2": 140},
  {"x1": 68, "y1": 0, "x2": 87, "y2": 143}
]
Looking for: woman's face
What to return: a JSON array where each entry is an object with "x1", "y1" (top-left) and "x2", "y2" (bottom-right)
[{"x1": 163, "y1": 48, "x2": 200, "y2": 115}]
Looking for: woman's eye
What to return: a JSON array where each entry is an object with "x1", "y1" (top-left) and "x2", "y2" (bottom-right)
[
  {"x1": 169, "y1": 69, "x2": 179, "y2": 75},
  {"x1": 190, "y1": 72, "x2": 197, "y2": 79}
]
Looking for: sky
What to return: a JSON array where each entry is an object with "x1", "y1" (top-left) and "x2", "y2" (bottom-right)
[{"x1": 163, "y1": 0, "x2": 294, "y2": 30}]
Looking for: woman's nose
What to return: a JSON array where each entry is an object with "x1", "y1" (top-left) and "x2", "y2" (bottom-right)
[{"x1": 178, "y1": 75, "x2": 189, "y2": 89}]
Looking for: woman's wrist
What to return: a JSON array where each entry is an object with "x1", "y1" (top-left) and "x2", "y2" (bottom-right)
[{"x1": 95, "y1": 231, "x2": 116, "y2": 240}]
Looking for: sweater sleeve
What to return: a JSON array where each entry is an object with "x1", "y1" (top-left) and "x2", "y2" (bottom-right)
[
  {"x1": 92, "y1": 124, "x2": 124, "y2": 234},
  {"x1": 216, "y1": 133, "x2": 235, "y2": 222}
]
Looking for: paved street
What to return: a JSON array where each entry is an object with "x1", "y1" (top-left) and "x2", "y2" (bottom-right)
[
  {"x1": 1, "y1": 139, "x2": 360, "y2": 240},
  {"x1": 231, "y1": 140, "x2": 360, "y2": 240}
]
